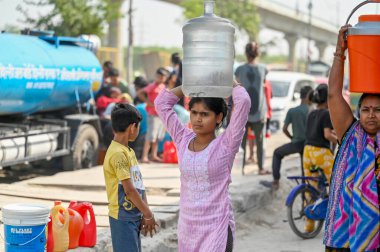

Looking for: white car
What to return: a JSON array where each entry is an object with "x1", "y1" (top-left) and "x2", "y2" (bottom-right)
[{"x1": 268, "y1": 71, "x2": 317, "y2": 131}]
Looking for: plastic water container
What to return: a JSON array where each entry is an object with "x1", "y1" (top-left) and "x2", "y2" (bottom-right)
[
  {"x1": 69, "y1": 201, "x2": 97, "y2": 247},
  {"x1": 348, "y1": 15, "x2": 380, "y2": 93},
  {"x1": 2, "y1": 203, "x2": 50, "y2": 252},
  {"x1": 182, "y1": 0, "x2": 235, "y2": 98},
  {"x1": 51, "y1": 204, "x2": 69, "y2": 252}
]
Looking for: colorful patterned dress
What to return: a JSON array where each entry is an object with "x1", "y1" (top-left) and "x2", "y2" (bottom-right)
[
  {"x1": 325, "y1": 121, "x2": 380, "y2": 252},
  {"x1": 155, "y1": 86, "x2": 250, "y2": 252}
]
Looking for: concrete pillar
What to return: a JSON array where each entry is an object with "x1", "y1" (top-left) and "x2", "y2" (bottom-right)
[
  {"x1": 315, "y1": 41, "x2": 328, "y2": 61},
  {"x1": 284, "y1": 33, "x2": 299, "y2": 71}
]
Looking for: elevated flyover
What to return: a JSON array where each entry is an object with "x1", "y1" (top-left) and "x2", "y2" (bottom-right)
[{"x1": 161, "y1": 0, "x2": 338, "y2": 68}]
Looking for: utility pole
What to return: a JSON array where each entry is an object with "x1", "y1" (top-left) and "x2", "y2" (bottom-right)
[
  {"x1": 307, "y1": 0, "x2": 312, "y2": 73},
  {"x1": 107, "y1": 0, "x2": 125, "y2": 77},
  {"x1": 127, "y1": 0, "x2": 134, "y2": 84}
]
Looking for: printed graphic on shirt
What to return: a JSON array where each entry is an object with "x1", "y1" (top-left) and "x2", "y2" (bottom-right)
[{"x1": 117, "y1": 165, "x2": 145, "y2": 220}]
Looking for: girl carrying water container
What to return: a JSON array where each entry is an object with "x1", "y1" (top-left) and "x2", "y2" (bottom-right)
[{"x1": 155, "y1": 82, "x2": 250, "y2": 252}]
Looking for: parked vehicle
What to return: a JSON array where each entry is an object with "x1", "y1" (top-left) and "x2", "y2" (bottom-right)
[
  {"x1": 0, "y1": 32, "x2": 103, "y2": 170},
  {"x1": 268, "y1": 71, "x2": 317, "y2": 131}
]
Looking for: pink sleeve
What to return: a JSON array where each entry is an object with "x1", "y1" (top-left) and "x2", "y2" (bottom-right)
[
  {"x1": 155, "y1": 89, "x2": 190, "y2": 147},
  {"x1": 222, "y1": 86, "x2": 251, "y2": 154}
]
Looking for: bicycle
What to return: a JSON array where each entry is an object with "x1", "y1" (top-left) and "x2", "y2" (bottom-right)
[{"x1": 285, "y1": 165, "x2": 329, "y2": 239}]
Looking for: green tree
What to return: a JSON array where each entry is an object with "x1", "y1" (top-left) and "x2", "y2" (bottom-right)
[
  {"x1": 180, "y1": 0, "x2": 260, "y2": 40},
  {"x1": 17, "y1": 0, "x2": 122, "y2": 37}
]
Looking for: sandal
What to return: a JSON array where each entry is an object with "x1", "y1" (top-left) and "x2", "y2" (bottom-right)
[{"x1": 258, "y1": 169, "x2": 271, "y2": 175}]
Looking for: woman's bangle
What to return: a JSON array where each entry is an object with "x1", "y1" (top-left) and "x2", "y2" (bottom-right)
[
  {"x1": 142, "y1": 214, "x2": 154, "y2": 221},
  {"x1": 333, "y1": 51, "x2": 346, "y2": 60}
]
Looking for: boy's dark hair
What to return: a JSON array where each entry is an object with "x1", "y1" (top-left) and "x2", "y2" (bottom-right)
[
  {"x1": 358, "y1": 93, "x2": 380, "y2": 109},
  {"x1": 300, "y1": 85, "x2": 313, "y2": 99},
  {"x1": 108, "y1": 67, "x2": 119, "y2": 77},
  {"x1": 311, "y1": 84, "x2": 328, "y2": 104},
  {"x1": 111, "y1": 103, "x2": 142, "y2": 132},
  {"x1": 189, "y1": 97, "x2": 228, "y2": 128}
]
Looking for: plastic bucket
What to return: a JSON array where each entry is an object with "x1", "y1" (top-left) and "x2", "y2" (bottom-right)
[
  {"x1": 2, "y1": 203, "x2": 50, "y2": 252},
  {"x1": 348, "y1": 15, "x2": 380, "y2": 93}
]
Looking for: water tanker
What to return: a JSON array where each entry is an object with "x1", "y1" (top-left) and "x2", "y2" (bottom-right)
[{"x1": 0, "y1": 32, "x2": 103, "y2": 170}]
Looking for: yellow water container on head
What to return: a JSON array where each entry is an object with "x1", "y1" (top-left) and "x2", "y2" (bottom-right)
[{"x1": 346, "y1": 0, "x2": 380, "y2": 93}]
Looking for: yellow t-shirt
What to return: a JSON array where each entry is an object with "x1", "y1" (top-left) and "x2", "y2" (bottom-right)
[{"x1": 103, "y1": 140, "x2": 145, "y2": 220}]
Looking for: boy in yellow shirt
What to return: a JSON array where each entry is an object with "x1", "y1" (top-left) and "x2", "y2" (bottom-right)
[{"x1": 103, "y1": 103, "x2": 157, "y2": 252}]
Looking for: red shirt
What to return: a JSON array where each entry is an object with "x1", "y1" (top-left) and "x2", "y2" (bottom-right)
[
  {"x1": 144, "y1": 82, "x2": 166, "y2": 116},
  {"x1": 264, "y1": 80, "x2": 272, "y2": 119}
]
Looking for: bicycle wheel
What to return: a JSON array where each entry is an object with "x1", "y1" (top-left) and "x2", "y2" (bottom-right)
[{"x1": 287, "y1": 186, "x2": 324, "y2": 239}]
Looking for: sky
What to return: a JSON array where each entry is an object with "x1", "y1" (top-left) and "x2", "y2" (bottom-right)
[{"x1": 0, "y1": 0, "x2": 379, "y2": 60}]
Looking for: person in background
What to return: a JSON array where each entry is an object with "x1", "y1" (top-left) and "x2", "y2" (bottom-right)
[
  {"x1": 108, "y1": 67, "x2": 130, "y2": 95},
  {"x1": 103, "y1": 93, "x2": 133, "y2": 120},
  {"x1": 303, "y1": 84, "x2": 337, "y2": 233},
  {"x1": 137, "y1": 68, "x2": 168, "y2": 163},
  {"x1": 96, "y1": 87, "x2": 122, "y2": 118},
  {"x1": 95, "y1": 61, "x2": 113, "y2": 101},
  {"x1": 103, "y1": 61, "x2": 113, "y2": 84},
  {"x1": 324, "y1": 25, "x2": 380, "y2": 252},
  {"x1": 133, "y1": 76, "x2": 148, "y2": 104},
  {"x1": 130, "y1": 95, "x2": 148, "y2": 161},
  {"x1": 235, "y1": 41, "x2": 270, "y2": 175},
  {"x1": 260, "y1": 86, "x2": 313, "y2": 190},
  {"x1": 103, "y1": 103, "x2": 158, "y2": 252},
  {"x1": 264, "y1": 79, "x2": 273, "y2": 138}
]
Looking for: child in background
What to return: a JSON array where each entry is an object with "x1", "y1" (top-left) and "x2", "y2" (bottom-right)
[
  {"x1": 155, "y1": 82, "x2": 250, "y2": 251},
  {"x1": 137, "y1": 68, "x2": 168, "y2": 163},
  {"x1": 103, "y1": 103, "x2": 158, "y2": 252}
]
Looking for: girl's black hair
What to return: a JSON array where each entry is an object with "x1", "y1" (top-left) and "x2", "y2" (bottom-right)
[
  {"x1": 358, "y1": 93, "x2": 380, "y2": 109},
  {"x1": 111, "y1": 103, "x2": 142, "y2": 132},
  {"x1": 189, "y1": 97, "x2": 228, "y2": 129},
  {"x1": 311, "y1": 84, "x2": 328, "y2": 104}
]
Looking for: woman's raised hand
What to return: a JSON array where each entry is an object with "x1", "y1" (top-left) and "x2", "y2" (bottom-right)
[{"x1": 336, "y1": 25, "x2": 351, "y2": 54}]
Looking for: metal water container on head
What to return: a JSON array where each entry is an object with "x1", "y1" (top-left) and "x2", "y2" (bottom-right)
[
  {"x1": 182, "y1": 0, "x2": 235, "y2": 98},
  {"x1": 346, "y1": 0, "x2": 380, "y2": 93}
]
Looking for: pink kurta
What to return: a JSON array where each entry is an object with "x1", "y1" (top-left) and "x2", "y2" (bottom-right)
[{"x1": 155, "y1": 86, "x2": 250, "y2": 252}]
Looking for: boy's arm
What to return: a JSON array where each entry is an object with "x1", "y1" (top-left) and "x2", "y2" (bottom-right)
[
  {"x1": 121, "y1": 179, "x2": 158, "y2": 237},
  {"x1": 121, "y1": 179, "x2": 151, "y2": 217}
]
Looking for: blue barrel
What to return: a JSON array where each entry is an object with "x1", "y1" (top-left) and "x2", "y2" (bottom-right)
[{"x1": 0, "y1": 33, "x2": 102, "y2": 116}]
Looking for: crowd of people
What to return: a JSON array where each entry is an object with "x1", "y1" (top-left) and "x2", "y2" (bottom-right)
[{"x1": 101, "y1": 27, "x2": 380, "y2": 252}]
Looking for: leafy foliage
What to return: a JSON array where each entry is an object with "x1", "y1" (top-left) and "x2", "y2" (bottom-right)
[
  {"x1": 180, "y1": 0, "x2": 260, "y2": 40},
  {"x1": 17, "y1": 0, "x2": 122, "y2": 37}
]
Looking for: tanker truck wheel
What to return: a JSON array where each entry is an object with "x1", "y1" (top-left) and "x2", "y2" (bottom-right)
[{"x1": 63, "y1": 124, "x2": 99, "y2": 171}]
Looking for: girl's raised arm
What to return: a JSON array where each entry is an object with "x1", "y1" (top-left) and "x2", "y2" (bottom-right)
[
  {"x1": 328, "y1": 25, "x2": 354, "y2": 142},
  {"x1": 222, "y1": 83, "x2": 251, "y2": 154},
  {"x1": 155, "y1": 86, "x2": 190, "y2": 147}
]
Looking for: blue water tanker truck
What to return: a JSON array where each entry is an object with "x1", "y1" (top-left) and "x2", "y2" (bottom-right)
[{"x1": 0, "y1": 32, "x2": 103, "y2": 170}]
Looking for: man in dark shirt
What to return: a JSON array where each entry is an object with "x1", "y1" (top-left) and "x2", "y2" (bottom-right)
[{"x1": 260, "y1": 86, "x2": 313, "y2": 190}]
